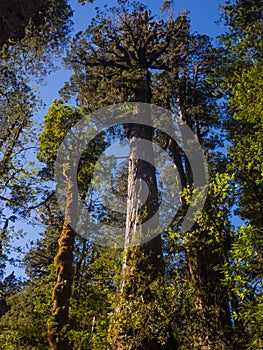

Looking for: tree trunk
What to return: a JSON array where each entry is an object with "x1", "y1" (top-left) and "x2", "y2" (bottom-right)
[
  {"x1": 186, "y1": 244, "x2": 234, "y2": 349},
  {"x1": 176, "y1": 93, "x2": 234, "y2": 349},
  {"x1": 47, "y1": 163, "x2": 77, "y2": 350},
  {"x1": 108, "y1": 73, "x2": 177, "y2": 349}
]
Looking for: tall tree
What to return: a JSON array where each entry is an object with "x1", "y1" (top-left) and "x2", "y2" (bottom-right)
[
  {"x1": 38, "y1": 99, "x2": 108, "y2": 349},
  {"x1": 59, "y1": 2, "x2": 230, "y2": 349},
  {"x1": 219, "y1": 0, "x2": 263, "y2": 347},
  {"x1": 0, "y1": 0, "x2": 85, "y2": 287},
  {"x1": 0, "y1": 0, "x2": 96, "y2": 339},
  {"x1": 38, "y1": 101, "x2": 83, "y2": 350},
  {"x1": 61, "y1": 3, "x2": 192, "y2": 349}
]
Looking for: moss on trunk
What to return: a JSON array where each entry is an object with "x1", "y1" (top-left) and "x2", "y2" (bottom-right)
[{"x1": 47, "y1": 163, "x2": 77, "y2": 350}]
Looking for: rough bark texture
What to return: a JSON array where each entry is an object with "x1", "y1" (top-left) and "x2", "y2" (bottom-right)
[
  {"x1": 186, "y1": 245, "x2": 234, "y2": 350},
  {"x1": 108, "y1": 75, "x2": 177, "y2": 349},
  {"x1": 47, "y1": 163, "x2": 77, "y2": 350}
]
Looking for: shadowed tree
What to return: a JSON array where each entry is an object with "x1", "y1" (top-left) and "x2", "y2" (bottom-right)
[{"x1": 0, "y1": 0, "x2": 94, "y2": 48}]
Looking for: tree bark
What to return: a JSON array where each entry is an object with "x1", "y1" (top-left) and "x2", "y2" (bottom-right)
[
  {"x1": 186, "y1": 244, "x2": 234, "y2": 349},
  {"x1": 108, "y1": 73, "x2": 177, "y2": 349},
  {"x1": 47, "y1": 163, "x2": 78, "y2": 350}
]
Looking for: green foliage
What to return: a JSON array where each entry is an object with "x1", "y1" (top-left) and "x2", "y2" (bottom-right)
[
  {"x1": 0, "y1": 269, "x2": 54, "y2": 349},
  {"x1": 38, "y1": 99, "x2": 84, "y2": 165},
  {"x1": 226, "y1": 63, "x2": 263, "y2": 228},
  {"x1": 108, "y1": 278, "x2": 177, "y2": 349},
  {"x1": 68, "y1": 246, "x2": 119, "y2": 349},
  {"x1": 24, "y1": 215, "x2": 62, "y2": 280},
  {"x1": 1, "y1": 1, "x2": 263, "y2": 350},
  {"x1": 220, "y1": 0, "x2": 263, "y2": 58},
  {"x1": 38, "y1": 2, "x2": 235, "y2": 349},
  {"x1": 218, "y1": 1, "x2": 263, "y2": 348},
  {"x1": 0, "y1": 0, "x2": 73, "y2": 49}
]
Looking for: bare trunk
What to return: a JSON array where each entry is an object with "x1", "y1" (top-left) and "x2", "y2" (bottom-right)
[{"x1": 121, "y1": 115, "x2": 163, "y2": 294}]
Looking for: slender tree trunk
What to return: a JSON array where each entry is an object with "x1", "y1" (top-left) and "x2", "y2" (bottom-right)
[{"x1": 47, "y1": 163, "x2": 78, "y2": 350}]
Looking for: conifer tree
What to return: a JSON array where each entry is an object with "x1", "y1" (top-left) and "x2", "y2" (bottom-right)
[{"x1": 59, "y1": 2, "x2": 230, "y2": 348}]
